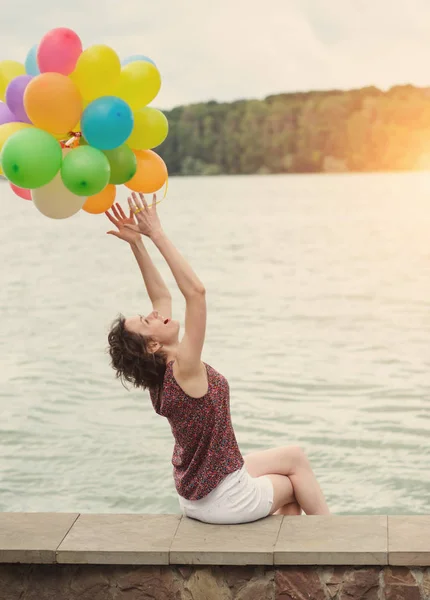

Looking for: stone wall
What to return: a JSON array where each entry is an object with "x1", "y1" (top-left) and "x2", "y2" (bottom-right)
[
  {"x1": 0, "y1": 513, "x2": 429, "y2": 600},
  {"x1": 1, "y1": 564, "x2": 429, "y2": 599}
]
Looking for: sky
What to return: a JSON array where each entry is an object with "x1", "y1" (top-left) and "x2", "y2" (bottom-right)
[{"x1": 1, "y1": 0, "x2": 430, "y2": 109}]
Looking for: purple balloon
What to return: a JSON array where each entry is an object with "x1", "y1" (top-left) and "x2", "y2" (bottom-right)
[
  {"x1": 0, "y1": 102, "x2": 17, "y2": 125},
  {"x1": 5, "y1": 75, "x2": 33, "y2": 124}
]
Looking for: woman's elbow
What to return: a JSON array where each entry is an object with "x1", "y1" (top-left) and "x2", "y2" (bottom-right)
[{"x1": 183, "y1": 284, "x2": 205, "y2": 298}]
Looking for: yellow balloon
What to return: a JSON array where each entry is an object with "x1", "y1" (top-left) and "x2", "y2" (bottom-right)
[
  {"x1": 70, "y1": 100, "x2": 88, "y2": 134},
  {"x1": 70, "y1": 45, "x2": 121, "y2": 101},
  {"x1": 116, "y1": 62, "x2": 161, "y2": 110},
  {"x1": 0, "y1": 122, "x2": 33, "y2": 174},
  {"x1": 127, "y1": 107, "x2": 168, "y2": 150},
  {"x1": 0, "y1": 61, "x2": 25, "y2": 100}
]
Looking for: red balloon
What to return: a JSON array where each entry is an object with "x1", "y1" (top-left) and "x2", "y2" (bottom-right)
[
  {"x1": 37, "y1": 28, "x2": 82, "y2": 75},
  {"x1": 10, "y1": 183, "x2": 32, "y2": 200}
]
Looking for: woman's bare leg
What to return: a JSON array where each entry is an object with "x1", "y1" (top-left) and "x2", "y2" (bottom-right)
[
  {"x1": 274, "y1": 501, "x2": 302, "y2": 516},
  {"x1": 244, "y1": 445, "x2": 330, "y2": 515}
]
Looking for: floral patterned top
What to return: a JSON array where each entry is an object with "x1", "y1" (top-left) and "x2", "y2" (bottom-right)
[{"x1": 149, "y1": 360, "x2": 244, "y2": 500}]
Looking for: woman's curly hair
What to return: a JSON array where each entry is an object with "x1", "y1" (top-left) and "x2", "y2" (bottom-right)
[{"x1": 107, "y1": 314, "x2": 167, "y2": 390}]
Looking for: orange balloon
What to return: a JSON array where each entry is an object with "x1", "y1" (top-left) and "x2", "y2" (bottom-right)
[
  {"x1": 82, "y1": 184, "x2": 116, "y2": 214},
  {"x1": 125, "y1": 150, "x2": 167, "y2": 193},
  {"x1": 24, "y1": 73, "x2": 82, "y2": 135}
]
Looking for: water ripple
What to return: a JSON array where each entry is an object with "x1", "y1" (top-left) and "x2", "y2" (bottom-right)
[{"x1": 0, "y1": 173, "x2": 429, "y2": 515}]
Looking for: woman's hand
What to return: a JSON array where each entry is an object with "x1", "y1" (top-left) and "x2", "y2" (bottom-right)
[
  {"x1": 124, "y1": 192, "x2": 163, "y2": 239},
  {"x1": 105, "y1": 202, "x2": 141, "y2": 244}
]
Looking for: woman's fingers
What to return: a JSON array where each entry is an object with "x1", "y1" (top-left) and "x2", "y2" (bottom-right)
[
  {"x1": 111, "y1": 204, "x2": 122, "y2": 222},
  {"x1": 116, "y1": 203, "x2": 127, "y2": 220},
  {"x1": 138, "y1": 192, "x2": 149, "y2": 211},
  {"x1": 105, "y1": 210, "x2": 118, "y2": 226},
  {"x1": 132, "y1": 192, "x2": 143, "y2": 210},
  {"x1": 127, "y1": 196, "x2": 135, "y2": 212},
  {"x1": 106, "y1": 192, "x2": 161, "y2": 239}
]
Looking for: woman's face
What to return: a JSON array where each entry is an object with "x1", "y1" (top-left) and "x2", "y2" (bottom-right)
[{"x1": 125, "y1": 310, "x2": 180, "y2": 344}]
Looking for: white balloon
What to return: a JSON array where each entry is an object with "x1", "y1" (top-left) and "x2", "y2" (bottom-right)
[
  {"x1": 32, "y1": 172, "x2": 86, "y2": 219},
  {"x1": 31, "y1": 149, "x2": 86, "y2": 219}
]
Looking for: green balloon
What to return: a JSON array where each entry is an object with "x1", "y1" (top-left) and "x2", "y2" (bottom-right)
[
  {"x1": 103, "y1": 144, "x2": 137, "y2": 185},
  {"x1": 61, "y1": 146, "x2": 111, "y2": 196},
  {"x1": 1, "y1": 128, "x2": 62, "y2": 189}
]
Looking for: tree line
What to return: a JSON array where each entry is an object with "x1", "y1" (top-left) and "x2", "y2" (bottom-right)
[{"x1": 157, "y1": 85, "x2": 430, "y2": 175}]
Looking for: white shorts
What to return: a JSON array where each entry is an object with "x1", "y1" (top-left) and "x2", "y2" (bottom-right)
[{"x1": 177, "y1": 465, "x2": 274, "y2": 525}]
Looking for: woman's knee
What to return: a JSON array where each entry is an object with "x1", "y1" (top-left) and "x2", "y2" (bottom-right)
[
  {"x1": 273, "y1": 502, "x2": 302, "y2": 516},
  {"x1": 283, "y1": 445, "x2": 311, "y2": 471},
  {"x1": 243, "y1": 445, "x2": 311, "y2": 479},
  {"x1": 266, "y1": 474, "x2": 295, "y2": 514}
]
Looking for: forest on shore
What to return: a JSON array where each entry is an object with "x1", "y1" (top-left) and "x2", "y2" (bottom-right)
[{"x1": 157, "y1": 85, "x2": 430, "y2": 175}]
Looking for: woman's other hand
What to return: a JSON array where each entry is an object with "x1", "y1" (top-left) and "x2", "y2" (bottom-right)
[
  {"x1": 125, "y1": 192, "x2": 163, "y2": 239},
  {"x1": 105, "y1": 202, "x2": 141, "y2": 244}
]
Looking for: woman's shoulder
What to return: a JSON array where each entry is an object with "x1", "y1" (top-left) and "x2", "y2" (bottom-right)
[
  {"x1": 166, "y1": 359, "x2": 211, "y2": 371},
  {"x1": 167, "y1": 360, "x2": 208, "y2": 399},
  {"x1": 167, "y1": 359, "x2": 230, "y2": 400},
  {"x1": 167, "y1": 359, "x2": 218, "y2": 378}
]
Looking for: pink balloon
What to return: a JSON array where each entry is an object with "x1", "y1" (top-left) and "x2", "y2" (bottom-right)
[
  {"x1": 5, "y1": 75, "x2": 32, "y2": 123},
  {"x1": 37, "y1": 27, "x2": 82, "y2": 75},
  {"x1": 10, "y1": 183, "x2": 32, "y2": 201}
]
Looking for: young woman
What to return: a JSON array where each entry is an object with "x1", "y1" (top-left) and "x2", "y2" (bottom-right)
[{"x1": 106, "y1": 192, "x2": 330, "y2": 524}]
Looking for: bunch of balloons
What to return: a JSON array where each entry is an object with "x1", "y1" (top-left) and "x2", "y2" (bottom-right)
[{"x1": 0, "y1": 27, "x2": 169, "y2": 219}]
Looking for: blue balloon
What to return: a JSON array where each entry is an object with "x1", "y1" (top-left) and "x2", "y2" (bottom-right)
[
  {"x1": 25, "y1": 44, "x2": 40, "y2": 76},
  {"x1": 121, "y1": 54, "x2": 156, "y2": 67},
  {"x1": 81, "y1": 96, "x2": 134, "y2": 151}
]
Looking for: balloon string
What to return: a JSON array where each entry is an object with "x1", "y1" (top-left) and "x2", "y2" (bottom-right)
[
  {"x1": 163, "y1": 172, "x2": 169, "y2": 200},
  {"x1": 147, "y1": 171, "x2": 168, "y2": 209}
]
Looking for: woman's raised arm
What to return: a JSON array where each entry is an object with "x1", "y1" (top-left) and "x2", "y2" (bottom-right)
[
  {"x1": 105, "y1": 199, "x2": 172, "y2": 317},
  {"x1": 125, "y1": 193, "x2": 205, "y2": 298},
  {"x1": 126, "y1": 193, "x2": 206, "y2": 376}
]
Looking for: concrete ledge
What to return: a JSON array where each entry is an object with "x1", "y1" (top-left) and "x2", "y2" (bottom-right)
[
  {"x1": 57, "y1": 514, "x2": 181, "y2": 565},
  {"x1": 0, "y1": 513, "x2": 429, "y2": 567},
  {"x1": 170, "y1": 515, "x2": 282, "y2": 565},
  {"x1": 388, "y1": 516, "x2": 430, "y2": 566},
  {"x1": 1, "y1": 514, "x2": 430, "y2": 599},
  {"x1": 275, "y1": 515, "x2": 388, "y2": 565},
  {"x1": 0, "y1": 513, "x2": 79, "y2": 564}
]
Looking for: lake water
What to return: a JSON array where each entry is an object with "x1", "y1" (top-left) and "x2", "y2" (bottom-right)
[{"x1": 0, "y1": 172, "x2": 429, "y2": 516}]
